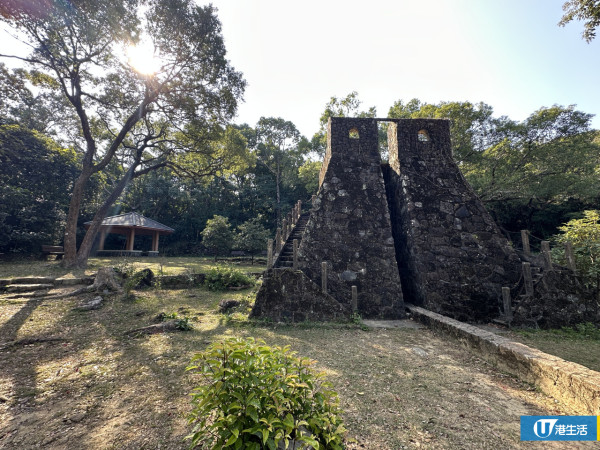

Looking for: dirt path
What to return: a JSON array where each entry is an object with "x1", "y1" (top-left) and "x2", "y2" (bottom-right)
[{"x1": 0, "y1": 290, "x2": 596, "y2": 449}]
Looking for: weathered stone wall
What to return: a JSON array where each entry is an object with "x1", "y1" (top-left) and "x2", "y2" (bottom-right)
[
  {"x1": 513, "y1": 268, "x2": 599, "y2": 328},
  {"x1": 297, "y1": 118, "x2": 405, "y2": 319},
  {"x1": 251, "y1": 269, "x2": 349, "y2": 322},
  {"x1": 385, "y1": 119, "x2": 521, "y2": 321},
  {"x1": 253, "y1": 116, "x2": 590, "y2": 324}
]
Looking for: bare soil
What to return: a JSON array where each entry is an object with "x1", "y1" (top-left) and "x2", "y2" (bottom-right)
[{"x1": 0, "y1": 283, "x2": 597, "y2": 449}]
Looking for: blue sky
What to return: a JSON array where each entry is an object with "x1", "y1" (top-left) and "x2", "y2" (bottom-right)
[{"x1": 207, "y1": 0, "x2": 600, "y2": 138}]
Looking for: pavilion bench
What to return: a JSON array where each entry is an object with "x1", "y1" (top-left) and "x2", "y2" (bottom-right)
[{"x1": 41, "y1": 245, "x2": 64, "y2": 259}]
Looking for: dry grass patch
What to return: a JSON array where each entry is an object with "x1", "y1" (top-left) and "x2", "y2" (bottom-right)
[
  {"x1": 0, "y1": 256, "x2": 265, "y2": 279},
  {"x1": 0, "y1": 282, "x2": 593, "y2": 449},
  {"x1": 509, "y1": 324, "x2": 600, "y2": 373}
]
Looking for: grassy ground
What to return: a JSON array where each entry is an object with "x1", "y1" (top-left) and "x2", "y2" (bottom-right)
[
  {"x1": 0, "y1": 256, "x2": 265, "y2": 279},
  {"x1": 0, "y1": 276, "x2": 594, "y2": 449},
  {"x1": 509, "y1": 324, "x2": 600, "y2": 372}
]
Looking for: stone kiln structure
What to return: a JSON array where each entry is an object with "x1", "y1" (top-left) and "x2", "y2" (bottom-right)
[
  {"x1": 383, "y1": 119, "x2": 521, "y2": 321},
  {"x1": 252, "y1": 117, "x2": 592, "y2": 325}
]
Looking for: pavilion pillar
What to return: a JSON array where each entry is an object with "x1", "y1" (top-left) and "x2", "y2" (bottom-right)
[
  {"x1": 98, "y1": 230, "x2": 107, "y2": 250},
  {"x1": 126, "y1": 228, "x2": 136, "y2": 251},
  {"x1": 152, "y1": 232, "x2": 160, "y2": 252}
]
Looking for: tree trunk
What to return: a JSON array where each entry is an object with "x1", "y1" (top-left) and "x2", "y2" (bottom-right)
[
  {"x1": 276, "y1": 158, "x2": 281, "y2": 226},
  {"x1": 62, "y1": 170, "x2": 93, "y2": 267},
  {"x1": 67, "y1": 164, "x2": 138, "y2": 269}
]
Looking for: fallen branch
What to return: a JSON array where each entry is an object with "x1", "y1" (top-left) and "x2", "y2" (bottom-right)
[
  {"x1": 0, "y1": 337, "x2": 67, "y2": 350},
  {"x1": 72, "y1": 296, "x2": 103, "y2": 311}
]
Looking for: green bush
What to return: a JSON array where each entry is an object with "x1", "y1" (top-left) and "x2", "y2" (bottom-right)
[
  {"x1": 186, "y1": 337, "x2": 346, "y2": 449},
  {"x1": 204, "y1": 267, "x2": 255, "y2": 291}
]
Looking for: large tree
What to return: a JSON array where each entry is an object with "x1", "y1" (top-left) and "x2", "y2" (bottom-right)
[
  {"x1": 0, "y1": 0, "x2": 245, "y2": 267},
  {"x1": 254, "y1": 117, "x2": 304, "y2": 225}
]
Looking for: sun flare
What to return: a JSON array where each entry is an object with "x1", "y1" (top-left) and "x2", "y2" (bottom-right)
[{"x1": 126, "y1": 40, "x2": 161, "y2": 76}]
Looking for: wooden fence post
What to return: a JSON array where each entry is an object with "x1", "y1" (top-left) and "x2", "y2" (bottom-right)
[
  {"x1": 521, "y1": 230, "x2": 530, "y2": 256},
  {"x1": 293, "y1": 239, "x2": 298, "y2": 270},
  {"x1": 321, "y1": 262, "x2": 328, "y2": 294},
  {"x1": 541, "y1": 241, "x2": 553, "y2": 270},
  {"x1": 282, "y1": 219, "x2": 288, "y2": 242},
  {"x1": 267, "y1": 239, "x2": 273, "y2": 268},
  {"x1": 275, "y1": 228, "x2": 282, "y2": 253},
  {"x1": 502, "y1": 286, "x2": 512, "y2": 322},
  {"x1": 565, "y1": 241, "x2": 576, "y2": 272},
  {"x1": 352, "y1": 286, "x2": 358, "y2": 312},
  {"x1": 522, "y1": 262, "x2": 534, "y2": 297}
]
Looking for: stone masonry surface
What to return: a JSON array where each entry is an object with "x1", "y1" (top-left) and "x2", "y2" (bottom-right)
[
  {"x1": 385, "y1": 119, "x2": 521, "y2": 321},
  {"x1": 252, "y1": 117, "x2": 594, "y2": 325},
  {"x1": 297, "y1": 118, "x2": 405, "y2": 319}
]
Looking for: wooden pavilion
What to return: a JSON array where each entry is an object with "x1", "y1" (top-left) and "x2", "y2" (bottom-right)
[{"x1": 84, "y1": 212, "x2": 174, "y2": 256}]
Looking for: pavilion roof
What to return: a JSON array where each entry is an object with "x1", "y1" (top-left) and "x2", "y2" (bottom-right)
[{"x1": 84, "y1": 212, "x2": 174, "y2": 234}]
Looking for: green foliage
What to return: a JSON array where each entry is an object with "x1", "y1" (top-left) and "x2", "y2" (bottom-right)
[
  {"x1": 235, "y1": 217, "x2": 270, "y2": 257},
  {"x1": 349, "y1": 312, "x2": 369, "y2": 331},
  {"x1": 298, "y1": 161, "x2": 322, "y2": 196},
  {"x1": 254, "y1": 117, "x2": 308, "y2": 226},
  {"x1": 159, "y1": 312, "x2": 193, "y2": 331},
  {"x1": 552, "y1": 210, "x2": 600, "y2": 288},
  {"x1": 518, "y1": 322, "x2": 600, "y2": 341},
  {"x1": 186, "y1": 337, "x2": 346, "y2": 449},
  {"x1": 1, "y1": 0, "x2": 246, "y2": 267},
  {"x1": 201, "y1": 215, "x2": 234, "y2": 258},
  {"x1": 204, "y1": 267, "x2": 255, "y2": 291},
  {"x1": 559, "y1": 0, "x2": 600, "y2": 42},
  {"x1": 0, "y1": 124, "x2": 78, "y2": 254}
]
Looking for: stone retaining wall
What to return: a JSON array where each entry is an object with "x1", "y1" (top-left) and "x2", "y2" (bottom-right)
[{"x1": 407, "y1": 304, "x2": 600, "y2": 415}]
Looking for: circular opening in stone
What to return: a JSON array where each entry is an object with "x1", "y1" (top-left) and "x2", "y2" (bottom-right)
[
  {"x1": 349, "y1": 127, "x2": 360, "y2": 139},
  {"x1": 417, "y1": 129, "x2": 430, "y2": 143}
]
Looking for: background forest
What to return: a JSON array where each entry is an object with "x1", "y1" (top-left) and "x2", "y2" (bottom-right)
[{"x1": 1, "y1": 89, "x2": 599, "y2": 257}]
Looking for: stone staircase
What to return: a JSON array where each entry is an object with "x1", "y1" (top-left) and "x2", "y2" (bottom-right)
[
  {"x1": 274, "y1": 213, "x2": 310, "y2": 269},
  {"x1": 0, "y1": 276, "x2": 94, "y2": 297}
]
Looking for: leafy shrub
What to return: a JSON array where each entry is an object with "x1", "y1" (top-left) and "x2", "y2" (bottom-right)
[
  {"x1": 186, "y1": 337, "x2": 346, "y2": 449},
  {"x1": 552, "y1": 210, "x2": 600, "y2": 292},
  {"x1": 158, "y1": 312, "x2": 193, "y2": 331},
  {"x1": 204, "y1": 267, "x2": 255, "y2": 291},
  {"x1": 201, "y1": 215, "x2": 234, "y2": 260}
]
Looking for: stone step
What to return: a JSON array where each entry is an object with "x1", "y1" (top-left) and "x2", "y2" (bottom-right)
[
  {"x1": 55, "y1": 277, "x2": 94, "y2": 286},
  {"x1": 492, "y1": 318, "x2": 510, "y2": 327},
  {"x1": 5, "y1": 284, "x2": 54, "y2": 293},
  {"x1": 0, "y1": 276, "x2": 55, "y2": 286}
]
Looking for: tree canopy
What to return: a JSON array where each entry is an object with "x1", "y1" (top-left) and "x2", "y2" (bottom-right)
[
  {"x1": 559, "y1": 0, "x2": 600, "y2": 42},
  {"x1": 0, "y1": 0, "x2": 246, "y2": 267},
  {"x1": 0, "y1": 124, "x2": 78, "y2": 253}
]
